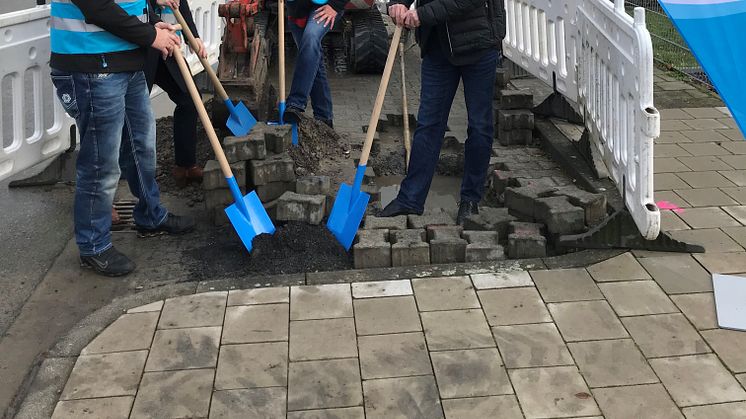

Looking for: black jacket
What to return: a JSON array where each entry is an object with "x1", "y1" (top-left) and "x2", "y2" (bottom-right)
[
  {"x1": 50, "y1": 0, "x2": 159, "y2": 73},
  {"x1": 287, "y1": 0, "x2": 350, "y2": 19},
  {"x1": 144, "y1": 0, "x2": 200, "y2": 92},
  {"x1": 391, "y1": 0, "x2": 505, "y2": 65}
]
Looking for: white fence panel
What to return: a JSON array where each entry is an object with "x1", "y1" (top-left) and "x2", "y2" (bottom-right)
[
  {"x1": 0, "y1": 6, "x2": 73, "y2": 182},
  {"x1": 502, "y1": 0, "x2": 579, "y2": 101},
  {"x1": 0, "y1": 1, "x2": 223, "y2": 182},
  {"x1": 576, "y1": 1, "x2": 660, "y2": 239}
]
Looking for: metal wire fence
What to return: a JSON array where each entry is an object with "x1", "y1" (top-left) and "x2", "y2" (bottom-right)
[{"x1": 625, "y1": 0, "x2": 712, "y2": 88}]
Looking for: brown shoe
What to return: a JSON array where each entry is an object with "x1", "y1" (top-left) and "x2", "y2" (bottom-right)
[
  {"x1": 112, "y1": 207, "x2": 121, "y2": 225},
  {"x1": 172, "y1": 165, "x2": 203, "y2": 187}
]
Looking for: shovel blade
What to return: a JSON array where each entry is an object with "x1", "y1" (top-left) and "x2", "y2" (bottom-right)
[
  {"x1": 225, "y1": 190, "x2": 275, "y2": 252},
  {"x1": 225, "y1": 99, "x2": 257, "y2": 137},
  {"x1": 326, "y1": 183, "x2": 371, "y2": 250}
]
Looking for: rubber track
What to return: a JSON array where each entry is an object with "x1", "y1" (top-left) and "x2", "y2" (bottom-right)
[{"x1": 350, "y1": 8, "x2": 388, "y2": 74}]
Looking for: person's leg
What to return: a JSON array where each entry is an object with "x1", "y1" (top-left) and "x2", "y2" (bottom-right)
[
  {"x1": 459, "y1": 50, "x2": 499, "y2": 203},
  {"x1": 155, "y1": 64, "x2": 198, "y2": 169},
  {"x1": 308, "y1": 13, "x2": 343, "y2": 123},
  {"x1": 394, "y1": 46, "x2": 461, "y2": 213},
  {"x1": 118, "y1": 71, "x2": 169, "y2": 229},
  {"x1": 286, "y1": 16, "x2": 332, "y2": 115},
  {"x1": 51, "y1": 71, "x2": 128, "y2": 256}
]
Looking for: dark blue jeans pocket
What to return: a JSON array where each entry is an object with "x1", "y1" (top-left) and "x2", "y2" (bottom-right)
[{"x1": 50, "y1": 72, "x2": 80, "y2": 119}]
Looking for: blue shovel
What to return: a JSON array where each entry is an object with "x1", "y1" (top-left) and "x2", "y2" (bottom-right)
[
  {"x1": 171, "y1": 8, "x2": 257, "y2": 136},
  {"x1": 327, "y1": 17, "x2": 406, "y2": 250},
  {"x1": 270, "y1": 0, "x2": 300, "y2": 146},
  {"x1": 173, "y1": 45, "x2": 275, "y2": 252}
]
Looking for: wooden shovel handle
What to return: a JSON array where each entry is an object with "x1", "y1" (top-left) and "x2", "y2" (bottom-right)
[
  {"x1": 278, "y1": 0, "x2": 286, "y2": 101},
  {"x1": 400, "y1": 40, "x2": 410, "y2": 170},
  {"x1": 360, "y1": 25, "x2": 403, "y2": 166},
  {"x1": 170, "y1": 7, "x2": 230, "y2": 102},
  {"x1": 173, "y1": 47, "x2": 234, "y2": 179}
]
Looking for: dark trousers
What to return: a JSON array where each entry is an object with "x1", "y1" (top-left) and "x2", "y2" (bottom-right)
[
  {"x1": 152, "y1": 63, "x2": 198, "y2": 168},
  {"x1": 396, "y1": 46, "x2": 499, "y2": 212}
]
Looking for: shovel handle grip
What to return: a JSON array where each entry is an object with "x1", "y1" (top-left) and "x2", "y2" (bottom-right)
[
  {"x1": 278, "y1": 0, "x2": 286, "y2": 100},
  {"x1": 172, "y1": 47, "x2": 234, "y2": 179},
  {"x1": 399, "y1": 41, "x2": 410, "y2": 170},
  {"x1": 170, "y1": 7, "x2": 230, "y2": 102}
]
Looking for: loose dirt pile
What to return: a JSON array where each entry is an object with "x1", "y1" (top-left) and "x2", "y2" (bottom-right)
[{"x1": 290, "y1": 117, "x2": 351, "y2": 176}]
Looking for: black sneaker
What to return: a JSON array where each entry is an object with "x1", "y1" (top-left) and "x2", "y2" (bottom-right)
[
  {"x1": 283, "y1": 106, "x2": 303, "y2": 124},
  {"x1": 136, "y1": 213, "x2": 195, "y2": 237},
  {"x1": 378, "y1": 199, "x2": 423, "y2": 217},
  {"x1": 456, "y1": 201, "x2": 479, "y2": 225},
  {"x1": 80, "y1": 247, "x2": 135, "y2": 277}
]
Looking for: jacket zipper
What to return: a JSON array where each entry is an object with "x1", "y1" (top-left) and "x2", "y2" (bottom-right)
[
  {"x1": 445, "y1": 22, "x2": 454, "y2": 55},
  {"x1": 101, "y1": 54, "x2": 108, "y2": 69}
]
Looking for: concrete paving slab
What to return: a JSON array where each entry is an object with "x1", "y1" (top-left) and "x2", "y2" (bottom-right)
[
  {"x1": 130, "y1": 369, "x2": 214, "y2": 419},
  {"x1": 723, "y1": 187, "x2": 746, "y2": 204},
  {"x1": 289, "y1": 318, "x2": 357, "y2": 361},
  {"x1": 209, "y1": 388, "x2": 287, "y2": 418},
  {"x1": 701, "y1": 329, "x2": 746, "y2": 373},
  {"x1": 158, "y1": 292, "x2": 227, "y2": 329},
  {"x1": 549, "y1": 301, "x2": 628, "y2": 342},
  {"x1": 478, "y1": 288, "x2": 552, "y2": 326},
  {"x1": 568, "y1": 339, "x2": 658, "y2": 387},
  {"x1": 358, "y1": 332, "x2": 432, "y2": 379},
  {"x1": 363, "y1": 376, "x2": 444, "y2": 419},
  {"x1": 412, "y1": 276, "x2": 480, "y2": 311},
  {"x1": 640, "y1": 255, "x2": 714, "y2": 294},
  {"x1": 227, "y1": 287, "x2": 289, "y2": 306},
  {"x1": 510, "y1": 366, "x2": 600, "y2": 418},
  {"x1": 287, "y1": 407, "x2": 365, "y2": 419},
  {"x1": 222, "y1": 304, "x2": 288, "y2": 344},
  {"x1": 60, "y1": 351, "x2": 147, "y2": 400},
  {"x1": 719, "y1": 170, "x2": 746, "y2": 186},
  {"x1": 126, "y1": 300, "x2": 163, "y2": 313},
  {"x1": 598, "y1": 281, "x2": 678, "y2": 316},
  {"x1": 623, "y1": 314, "x2": 710, "y2": 358},
  {"x1": 655, "y1": 173, "x2": 691, "y2": 191},
  {"x1": 431, "y1": 348, "x2": 511, "y2": 399},
  {"x1": 661, "y1": 211, "x2": 691, "y2": 231},
  {"x1": 695, "y1": 253, "x2": 746, "y2": 274},
  {"x1": 51, "y1": 396, "x2": 133, "y2": 419},
  {"x1": 724, "y1": 206, "x2": 746, "y2": 225},
  {"x1": 420, "y1": 309, "x2": 495, "y2": 351},
  {"x1": 287, "y1": 358, "x2": 362, "y2": 411},
  {"x1": 470, "y1": 270, "x2": 534, "y2": 289},
  {"x1": 214, "y1": 342, "x2": 287, "y2": 390},
  {"x1": 724, "y1": 226, "x2": 746, "y2": 248},
  {"x1": 441, "y1": 395, "x2": 523, "y2": 419},
  {"x1": 682, "y1": 402, "x2": 746, "y2": 419},
  {"x1": 145, "y1": 327, "x2": 221, "y2": 372},
  {"x1": 592, "y1": 384, "x2": 683, "y2": 419},
  {"x1": 351, "y1": 280, "x2": 412, "y2": 298},
  {"x1": 587, "y1": 253, "x2": 651, "y2": 282},
  {"x1": 353, "y1": 296, "x2": 421, "y2": 336},
  {"x1": 290, "y1": 284, "x2": 353, "y2": 320},
  {"x1": 671, "y1": 293, "x2": 718, "y2": 330},
  {"x1": 678, "y1": 207, "x2": 741, "y2": 229},
  {"x1": 668, "y1": 228, "x2": 743, "y2": 253},
  {"x1": 678, "y1": 172, "x2": 737, "y2": 189},
  {"x1": 492, "y1": 323, "x2": 573, "y2": 368},
  {"x1": 650, "y1": 354, "x2": 746, "y2": 407},
  {"x1": 81, "y1": 312, "x2": 158, "y2": 355},
  {"x1": 676, "y1": 188, "x2": 738, "y2": 206},
  {"x1": 531, "y1": 269, "x2": 603, "y2": 302}
]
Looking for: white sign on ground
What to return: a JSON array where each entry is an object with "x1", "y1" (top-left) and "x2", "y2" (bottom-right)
[{"x1": 713, "y1": 274, "x2": 746, "y2": 332}]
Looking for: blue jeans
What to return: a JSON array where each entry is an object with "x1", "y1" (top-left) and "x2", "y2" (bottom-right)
[
  {"x1": 51, "y1": 70, "x2": 168, "y2": 256},
  {"x1": 396, "y1": 47, "x2": 500, "y2": 212},
  {"x1": 287, "y1": 13, "x2": 341, "y2": 122}
]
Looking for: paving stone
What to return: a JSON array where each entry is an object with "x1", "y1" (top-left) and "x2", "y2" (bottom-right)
[
  {"x1": 650, "y1": 354, "x2": 746, "y2": 406},
  {"x1": 724, "y1": 187, "x2": 746, "y2": 204},
  {"x1": 598, "y1": 280, "x2": 678, "y2": 316},
  {"x1": 678, "y1": 188, "x2": 739, "y2": 207},
  {"x1": 498, "y1": 89, "x2": 534, "y2": 109},
  {"x1": 724, "y1": 226, "x2": 746, "y2": 248},
  {"x1": 204, "y1": 187, "x2": 247, "y2": 211},
  {"x1": 129, "y1": 369, "x2": 213, "y2": 419},
  {"x1": 739, "y1": 373, "x2": 746, "y2": 388},
  {"x1": 695, "y1": 252, "x2": 746, "y2": 274},
  {"x1": 351, "y1": 280, "x2": 412, "y2": 298},
  {"x1": 441, "y1": 395, "x2": 523, "y2": 419},
  {"x1": 723, "y1": 205, "x2": 746, "y2": 225},
  {"x1": 655, "y1": 144, "x2": 692, "y2": 157},
  {"x1": 497, "y1": 109, "x2": 534, "y2": 130},
  {"x1": 680, "y1": 142, "x2": 731, "y2": 156},
  {"x1": 553, "y1": 186, "x2": 608, "y2": 225},
  {"x1": 492, "y1": 323, "x2": 573, "y2": 368},
  {"x1": 722, "y1": 155, "x2": 746, "y2": 170},
  {"x1": 215, "y1": 342, "x2": 288, "y2": 390},
  {"x1": 287, "y1": 407, "x2": 365, "y2": 419},
  {"x1": 158, "y1": 292, "x2": 227, "y2": 329},
  {"x1": 655, "y1": 173, "x2": 691, "y2": 190},
  {"x1": 287, "y1": 358, "x2": 362, "y2": 411},
  {"x1": 701, "y1": 329, "x2": 746, "y2": 373},
  {"x1": 683, "y1": 108, "x2": 730, "y2": 119},
  {"x1": 498, "y1": 127, "x2": 533, "y2": 145},
  {"x1": 430, "y1": 348, "x2": 512, "y2": 398},
  {"x1": 569, "y1": 339, "x2": 658, "y2": 387},
  {"x1": 466, "y1": 242, "x2": 506, "y2": 262},
  {"x1": 290, "y1": 284, "x2": 352, "y2": 320},
  {"x1": 412, "y1": 276, "x2": 480, "y2": 311},
  {"x1": 671, "y1": 293, "x2": 718, "y2": 330},
  {"x1": 289, "y1": 318, "x2": 357, "y2": 361},
  {"x1": 430, "y1": 237, "x2": 467, "y2": 264},
  {"x1": 60, "y1": 351, "x2": 147, "y2": 400},
  {"x1": 587, "y1": 253, "x2": 651, "y2": 282},
  {"x1": 683, "y1": 402, "x2": 746, "y2": 419},
  {"x1": 249, "y1": 153, "x2": 295, "y2": 185},
  {"x1": 353, "y1": 296, "x2": 421, "y2": 335},
  {"x1": 640, "y1": 255, "x2": 714, "y2": 293},
  {"x1": 463, "y1": 207, "x2": 517, "y2": 238},
  {"x1": 531, "y1": 268, "x2": 603, "y2": 302},
  {"x1": 52, "y1": 397, "x2": 133, "y2": 419},
  {"x1": 364, "y1": 215, "x2": 407, "y2": 230},
  {"x1": 622, "y1": 313, "x2": 710, "y2": 358},
  {"x1": 255, "y1": 180, "x2": 296, "y2": 202},
  {"x1": 407, "y1": 210, "x2": 455, "y2": 228},
  {"x1": 654, "y1": 157, "x2": 691, "y2": 173},
  {"x1": 356, "y1": 229, "x2": 389, "y2": 242},
  {"x1": 534, "y1": 196, "x2": 586, "y2": 234},
  {"x1": 202, "y1": 160, "x2": 246, "y2": 191},
  {"x1": 504, "y1": 185, "x2": 556, "y2": 220},
  {"x1": 222, "y1": 134, "x2": 267, "y2": 162},
  {"x1": 276, "y1": 192, "x2": 326, "y2": 225},
  {"x1": 420, "y1": 309, "x2": 494, "y2": 351},
  {"x1": 127, "y1": 300, "x2": 163, "y2": 313},
  {"x1": 222, "y1": 303, "x2": 288, "y2": 344},
  {"x1": 358, "y1": 332, "x2": 432, "y2": 379},
  {"x1": 549, "y1": 301, "x2": 628, "y2": 342},
  {"x1": 479, "y1": 287, "x2": 552, "y2": 326},
  {"x1": 296, "y1": 175, "x2": 331, "y2": 195},
  {"x1": 209, "y1": 388, "x2": 287, "y2": 418},
  {"x1": 661, "y1": 211, "x2": 691, "y2": 231},
  {"x1": 145, "y1": 327, "x2": 221, "y2": 371},
  {"x1": 363, "y1": 375, "x2": 444, "y2": 419},
  {"x1": 669, "y1": 228, "x2": 743, "y2": 252},
  {"x1": 353, "y1": 236, "x2": 391, "y2": 269},
  {"x1": 470, "y1": 270, "x2": 534, "y2": 289},
  {"x1": 660, "y1": 109, "x2": 693, "y2": 120},
  {"x1": 262, "y1": 123, "x2": 293, "y2": 153},
  {"x1": 425, "y1": 224, "x2": 463, "y2": 241},
  {"x1": 592, "y1": 384, "x2": 683, "y2": 419},
  {"x1": 510, "y1": 366, "x2": 601, "y2": 418},
  {"x1": 227, "y1": 287, "x2": 289, "y2": 306},
  {"x1": 681, "y1": 130, "x2": 731, "y2": 144},
  {"x1": 81, "y1": 312, "x2": 158, "y2": 355},
  {"x1": 507, "y1": 231, "x2": 547, "y2": 258},
  {"x1": 390, "y1": 230, "x2": 430, "y2": 267}
]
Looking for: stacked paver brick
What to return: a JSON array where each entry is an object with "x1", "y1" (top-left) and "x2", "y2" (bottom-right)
[
  {"x1": 202, "y1": 122, "x2": 330, "y2": 226},
  {"x1": 495, "y1": 66, "x2": 535, "y2": 146}
]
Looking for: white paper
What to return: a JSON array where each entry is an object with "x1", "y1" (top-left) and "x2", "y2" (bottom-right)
[{"x1": 712, "y1": 274, "x2": 746, "y2": 331}]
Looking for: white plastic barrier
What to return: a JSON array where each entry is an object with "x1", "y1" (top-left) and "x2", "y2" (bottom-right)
[
  {"x1": 576, "y1": 1, "x2": 660, "y2": 240},
  {"x1": 0, "y1": 0, "x2": 223, "y2": 182},
  {"x1": 502, "y1": 0, "x2": 579, "y2": 101}
]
